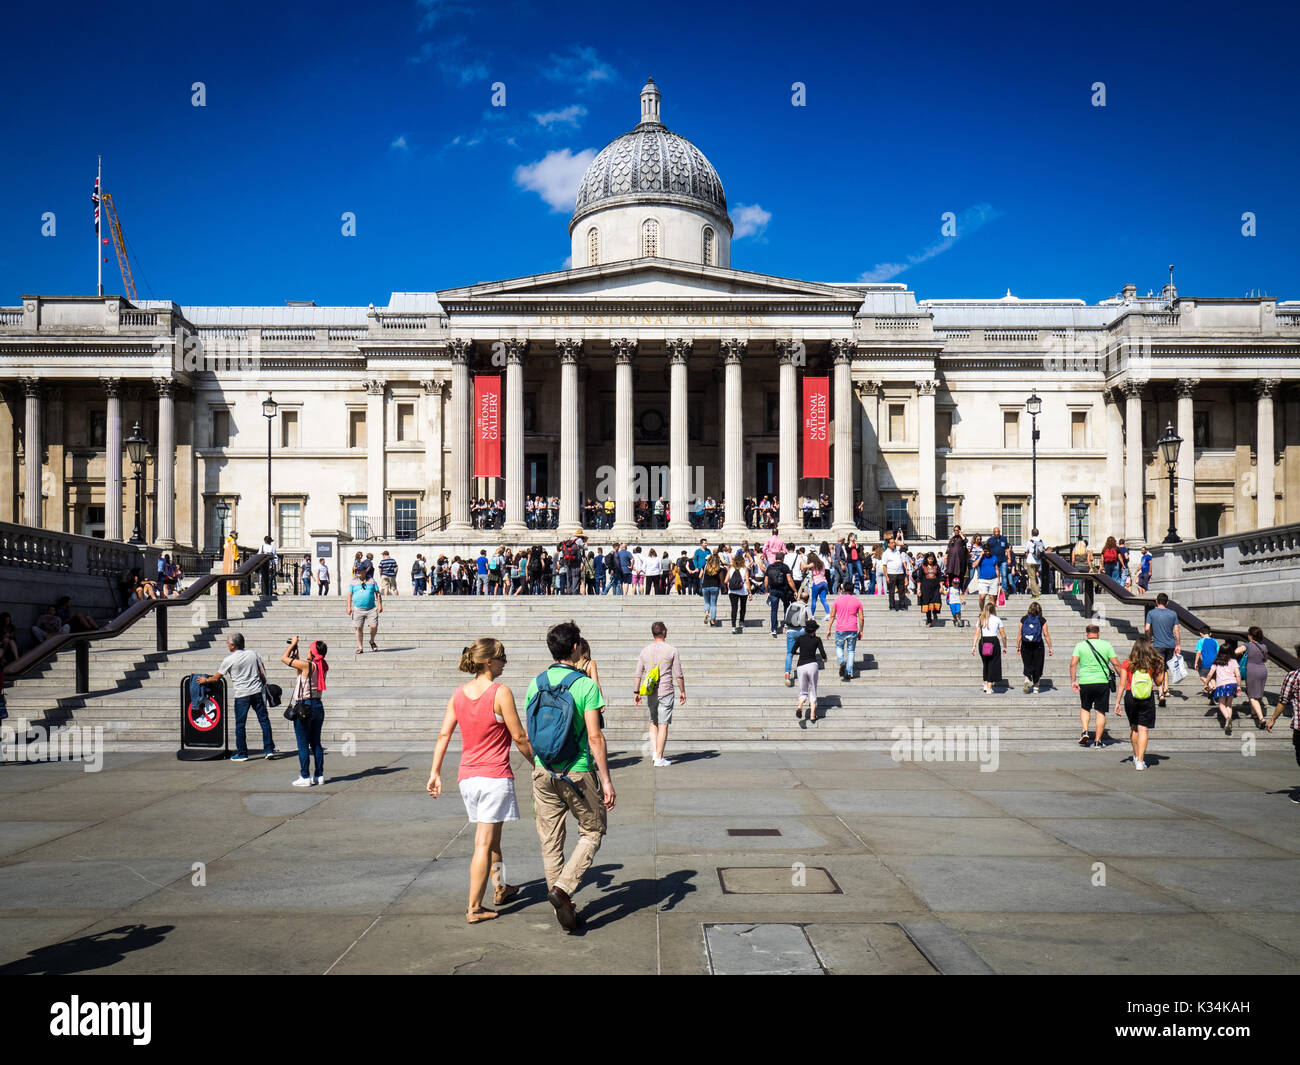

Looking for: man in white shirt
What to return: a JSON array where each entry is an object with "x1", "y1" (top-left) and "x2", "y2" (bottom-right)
[
  {"x1": 198, "y1": 632, "x2": 278, "y2": 761},
  {"x1": 1025, "y1": 528, "x2": 1046, "y2": 598},
  {"x1": 257, "y1": 535, "x2": 278, "y2": 596},
  {"x1": 315, "y1": 558, "x2": 330, "y2": 596},
  {"x1": 882, "y1": 542, "x2": 909, "y2": 611}
]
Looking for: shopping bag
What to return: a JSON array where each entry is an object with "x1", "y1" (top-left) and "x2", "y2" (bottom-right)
[
  {"x1": 997, "y1": 588, "x2": 1006, "y2": 607},
  {"x1": 1167, "y1": 654, "x2": 1187, "y2": 684}
]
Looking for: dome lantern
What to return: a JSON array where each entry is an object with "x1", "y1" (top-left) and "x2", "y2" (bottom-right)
[{"x1": 639, "y1": 77, "x2": 662, "y2": 127}]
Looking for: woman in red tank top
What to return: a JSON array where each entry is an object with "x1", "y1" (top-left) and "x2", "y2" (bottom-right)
[{"x1": 428, "y1": 638, "x2": 534, "y2": 924}]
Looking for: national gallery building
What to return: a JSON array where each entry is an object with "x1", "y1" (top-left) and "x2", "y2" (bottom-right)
[{"x1": 2, "y1": 81, "x2": 1298, "y2": 554}]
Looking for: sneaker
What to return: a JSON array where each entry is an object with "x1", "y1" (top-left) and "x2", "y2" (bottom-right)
[
  {"x1": 1091, "y1": 740, "x2": 1104, "y2": 749},
  {"x1": 314, "y1": 775, "x2": 326, "y2": 785},
  {"x1": 230, "y1": 754, "x2": 249, "y2": 762},
  {"x1": 1224, "y1": 721, "x2": 1232, "y2": 736},
  {"x1": 784, "y1": 674, "x2": 793, "y2": 687},
  {"x1": 291, "y1": 776, "x2": 314, "y2": 787},
  {"x1": 1078, "y1": 732, "x2": 1090, "y2": 748},
  {"x1": 1134, "y1": 760, "x2": 1146, "y2": 771},
  {"x1": 264, "y1": 748, "x2": 280, "y2": 760},
  {"x1": 1031, "y1": 686, "x2": 1038, "y2": 694},
  {"x1": 1158, "y1": 698, "x2": 1167, "y2": 708},
  {"x1": 1023, "y1": 682, "x2": 1032, "y2": 694},
  {"x1": 653, "y1": 757, "x2": 671, "y2": 767},
  {"x1": 772, "y1": 631, "x2": 779, "y2": 639},
  {"x1": 1290, "y1": 792, "x2": 1300, "y2": 805}
]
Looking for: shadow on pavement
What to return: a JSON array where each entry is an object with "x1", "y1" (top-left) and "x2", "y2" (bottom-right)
[{"x1": 0, "y1": 923, "x2": 174, "y2": 975}]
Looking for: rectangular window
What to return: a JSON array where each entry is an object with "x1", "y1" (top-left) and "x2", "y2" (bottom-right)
[
  {"x1": 1003, "y1": 411, "x2": 1019, "y2": 449},
  {"x1": 1069, "y1": 502, "x2": 1090, "y2": 544},
  {"x1": 393, "y1": 498, "x2": 418, "y2": 539},
  {"x1": 89, "y1": 411, "x2": 106, "y2": 448},
  {"x1": 212, "y1": 410, "x2": 231, "y2": 448},
  {"x1": 1000, "y1": 502, "x2": 1024, "y2": 545},
  {"x1": 281, "y1": 410, "x2": 299, "y2": 449},
  {"x1": 766, "y1": 392, "x2": 780, "y2": 433},
  {"x1": 1071, "y1": 411, "x2": 1087, "y2": 449},
  {"x1": 886, "y1": 498, "x2": 910, "y2": 534},
  {"x1": 1193, "y1": 410, "x2": 1210, "y2": 449},
  {"x1": 936, "y1": 501, "x2": 955, "y2": 539},
  {"x1": 348, "y1": 410, "x2": 366, "y2": 449},
  {"x1": 396, "y1": 403, "x2": 415, "y2": 442},
  {"x1": 346, "y1": 502, "x2": 369, "y2": 540},
  {"x1": 936, "y1": 410, "x2": 953, "y2": 448},
  {"x1": 83, "y1": 505, "x2": 105, "y2": 539},
  {"x1": 888, "y1": 404, "x2": 905, "y2": 442},
  {"x1": 277, "y1": 502, "x2": 302, "y2": 548}
]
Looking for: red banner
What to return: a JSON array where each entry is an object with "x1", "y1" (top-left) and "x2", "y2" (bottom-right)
[
  {"x1": 474, "y1": 376, "x2": 501, "y2": 478},
  {"x1": 803, "y1": 376, "x2": 829, "y2": 478}
]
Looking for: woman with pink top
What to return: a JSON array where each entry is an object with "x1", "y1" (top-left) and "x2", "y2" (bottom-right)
[{"x1": 428, "y1": 637, "x2": 534, "y2": 924}]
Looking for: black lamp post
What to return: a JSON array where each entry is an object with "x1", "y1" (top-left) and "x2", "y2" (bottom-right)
[
  {"x1": 125, "y1": 421, "x2": 148, "y2": 545},
  {"x1": 1025, "y1": 391, "x2": 1042, "y2": 533},
  {"x1": 215, "y1": 500, "x2": 231, "y2": 547},
  {"x1": 262, "y1": 394, "x2": 278, "y2": 541},
  {"x1": 1158, "y1": 422, "x2": 1183, "y2": 544}
]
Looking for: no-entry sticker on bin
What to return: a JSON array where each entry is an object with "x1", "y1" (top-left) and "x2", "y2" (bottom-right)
[{"x1": 187, "y1": 697, "x2": 221, "y2": 732}]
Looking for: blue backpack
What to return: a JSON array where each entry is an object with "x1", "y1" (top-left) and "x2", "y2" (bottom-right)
[
  {"x1": 526, "y1": 667, "x2": 585, "y2": 779},
  {"x1": 1021, "y1": 614, "x2": 1043, "y2": 641}
]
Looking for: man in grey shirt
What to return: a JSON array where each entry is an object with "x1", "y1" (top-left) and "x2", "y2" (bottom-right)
[
  {"x1": 1144, "y1": 592, "x2": 1182, "y2": 707},
  {"x1": 633, "y1": 621, "x2": 686, "y2": 767},
  {"x1": 198, "y1": 632, "x2": 279, "y2": 761}
]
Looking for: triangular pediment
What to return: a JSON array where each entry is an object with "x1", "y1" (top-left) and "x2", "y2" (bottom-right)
[{"x1": 437, "y1": 257, "x2": 865, "y2": 305}]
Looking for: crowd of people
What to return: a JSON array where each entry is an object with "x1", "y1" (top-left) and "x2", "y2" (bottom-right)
[{"x1": 461, "y1": 493, "x2": 855, "y2": 532}]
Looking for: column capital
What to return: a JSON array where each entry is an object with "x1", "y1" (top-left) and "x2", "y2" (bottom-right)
[
  {"x1": 774, "y1": 338, "x2": 801, "y2": 365},
  {"x1": 420, "y1": 378, "x2": 447, "y2": 397},
  {"x1": 153, "y1": 377, "x2": 177, "y2": 398},
  {"x1": 720, "y1": 337, "x2": 746, "y2": 364},
  {"x1": 20, "y1": 376, "x2": 41, "y2": 398},
  {"x1": 1255, "y1": 378, "x2": 1281, "y2": 400},
  {"x1": 915, "y1": 378, "x2": 938, "y2": 397},
  {"x1": 854, "y1": 378, "x2": 882, "y2": 399},
  {"x1": 101, "y1": 376, "x2": 123, "y2": 397},
  {"x1": 665, "y1": 337, "x2": 693, "y2": 365},
  {"x1": 1174, "y1": 377, "x2": 1200, "y2": 398},
  {"x1": 830, "y1": 337, "x2": 856, "y2": 364},
  {"x1": 447, "y1": 338, "x2": 473, "y2": 363},
  {"x1": 556, "y1": 337, "x2": 583, "y2": 364},
  {"x1": 1121, "y1": 378, "x2": 1147, "y2": 400},
  {"x1": 503, "y1": 338, "x2": 528, "y2": 365},
  {"x1": 611, "y1": 337, "x2": 637, "y2": 364},
  {"x1": 364, "y1": 377, "x2": 387, "y2": 396}
]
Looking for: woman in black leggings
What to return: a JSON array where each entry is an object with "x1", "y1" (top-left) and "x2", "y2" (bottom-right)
[{"x1": 726, "y1": 553, "x2": 750, "y2": 634}]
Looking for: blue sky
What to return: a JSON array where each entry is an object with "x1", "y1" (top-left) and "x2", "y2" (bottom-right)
[{"x1": 1, "y1": 0, "x2": 1296, "y2": 307}]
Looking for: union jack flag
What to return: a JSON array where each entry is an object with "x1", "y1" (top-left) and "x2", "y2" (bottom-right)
[{"x1": 92, "y1": 176, "x2": 100, "y2": 231}]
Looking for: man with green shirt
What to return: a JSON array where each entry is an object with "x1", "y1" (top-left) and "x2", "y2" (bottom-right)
[
  {"x1": 525, "y1": 620, "x2": 616, "y2": 933},
  {"x1": 1070, "y1": 623, "x2": 1120, "y2": 748}
]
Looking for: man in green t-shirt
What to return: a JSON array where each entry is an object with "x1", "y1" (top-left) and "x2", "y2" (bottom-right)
[
  {"x1": 525, "y1": 620, "x2": 615, "y2": 933},
  {"x1": 1070, "y1": 623, "x2": 1120, "y2": 748}
]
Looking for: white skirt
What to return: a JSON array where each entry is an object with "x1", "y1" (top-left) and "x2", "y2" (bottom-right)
[{"x1": 458, "y1": 776, "x2": 520, "y2": 824}]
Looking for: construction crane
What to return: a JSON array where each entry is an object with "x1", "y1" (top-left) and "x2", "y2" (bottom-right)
[{"x1": 101, "y1": 192, "x2": 137, "y2": 301}]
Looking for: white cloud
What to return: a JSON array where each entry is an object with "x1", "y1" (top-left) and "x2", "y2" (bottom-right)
[
  {"x1": 533, "y1": 105, "x2": 588, "y2": 129},
  {"x1": 860, "y1": 202, "x2": 1001, "y2": 282},
  {"x1": 732, "y1": 203, "x2": 771, "y2": 240},
  {"x1": 544, "y1": 46, "x2": 616, "y2": 90},
  {"x1": 416, "y1": 0, "x2": 467, "y2": 29},
  {"x1": 390, "y1": 134, "x2": 409, "y2": 151},
  {"x1": 409, "y1": 35, "x2": 488, "y2": 84},
  {"x1": 561, "y1": 255, "x2": 573, "y2": 269},
  {"x1": 515, "y1": 148, "x2": 597, "y2": 212}
]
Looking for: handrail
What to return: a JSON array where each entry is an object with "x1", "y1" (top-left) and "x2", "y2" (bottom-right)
[
  {"x1": 4, "y1": 552, "x2": 275, "y2": 688},
  {"x1": 1040, "y1": 550, "x2": 1299, "y2": 674}
]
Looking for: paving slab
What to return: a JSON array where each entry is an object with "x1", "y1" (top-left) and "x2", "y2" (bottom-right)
[
  {"x1": 654, "y1": 788, "x2": 829, "y2": 817},
  {"x1": 972, "y1": 790, "x2": 1181, "y2": 819},
  {"x1": 817, "y1": 789, "x2": 1005, "y2": 817},
  {"x1": 806, "y1": 921, "x2": 938, "y2": 974},
  {"x1": 705, "y1": 923, "x2": 823, "y2": 974},
  {"x1": 839, "y1": 815, "x2": 1075, "y2": 857},
  {"x1": 1029, "y1": 817, "x2": 1293, "y2": 859},
  {"x1": 0, "y1": 821, "x2": 97, "y2": 858},
  {"x1": 0, "y1": 859, "x2": 192, "y2": 913},
  {"x1": 1103, "y1": 858, "x2": 1300, "y2": 913}
]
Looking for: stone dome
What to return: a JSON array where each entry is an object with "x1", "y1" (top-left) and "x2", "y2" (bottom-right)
[{"x1": 570, "y1": 79, "x2": 730, "y2": 234}]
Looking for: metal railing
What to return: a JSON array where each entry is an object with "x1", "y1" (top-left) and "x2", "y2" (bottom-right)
[
  {"x1": 1040, "y1": 550, "x2": 1299, "y2": 673},
  {"x1": 4, "y1": 551, "x2": 275, "y2": 693}
]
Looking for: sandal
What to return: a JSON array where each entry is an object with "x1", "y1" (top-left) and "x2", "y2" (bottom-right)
[
  {"x1": 355, "y1": 648, "x2": 363, "y2": 655},
  {"x1": 369, "y1": 642, "x2": 379, "y2": 652},
  {"x1": 466, "y1": 907, "x2": 499, "y2": 924},
  {"x1": 493, "y1": 883, "x2": 520, "y2": 906}
]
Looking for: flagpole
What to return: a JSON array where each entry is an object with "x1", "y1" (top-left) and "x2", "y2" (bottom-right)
[{"x1": 96, "y1": 155, "x2": 103, "y2": 298}]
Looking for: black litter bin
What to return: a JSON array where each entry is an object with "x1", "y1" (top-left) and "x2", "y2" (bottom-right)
[{"x1": 177, "y1": 674, "x2": 228, "y2": 761}]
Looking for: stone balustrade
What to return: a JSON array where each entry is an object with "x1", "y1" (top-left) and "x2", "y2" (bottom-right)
[{"x1": 0, "y1": 521, "x2": 146, "y2": 578}]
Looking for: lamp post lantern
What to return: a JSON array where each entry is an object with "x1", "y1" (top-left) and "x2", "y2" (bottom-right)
[
  {"x1": 262, "y1": 394, "x2": 278, "y2": 542},
  {"x1": 124, "y1": 421, "x2": 148, "y2": 545},
  {"x1": 215, "y1": 500, "x2": 231, "y2": 545},
  {"x1": 1025, "y1": 391, "x2": 1042, "y2": 533},
  {"x1": 1158, "y1": 421, "x2": 1183, "y2": 544}
]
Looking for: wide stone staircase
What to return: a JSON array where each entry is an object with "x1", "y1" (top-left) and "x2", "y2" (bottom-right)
[{"x1": 3, "y1": 585, "x2": 1287, "y2": 750}]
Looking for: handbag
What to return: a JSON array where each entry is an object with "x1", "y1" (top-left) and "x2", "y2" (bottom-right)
[
  {"x1": 283, "y1": 671, "x2": 312, "y2": 722},
  {"x1": 1083, "y1": 639, "x2": 1118, "y2": 693},
  {"x1": 980, "y1": 639, "x2": 995, "y2": 656}
]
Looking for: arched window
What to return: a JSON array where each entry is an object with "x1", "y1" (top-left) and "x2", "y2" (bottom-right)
[
  {"x1": 641, "y1": 218, "x2": 659, "y2": 258},
  {"x1": 587, "y1": 227, "x2": 599, "y2": 266},
  {"x1": 702, "y1": 226, "x2": 715, "y2": 266}
]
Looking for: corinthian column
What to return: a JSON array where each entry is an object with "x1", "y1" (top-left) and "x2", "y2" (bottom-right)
[
  {"x1": 611, "y1": 338, "x2": 637, "y2": 537},
  {"x1": 155, "y1": 378, "x2": 177, "y2": 548},
  {"x1": 22, "y1": 378, "x2": 42, "y2": 528},
  {"x1": 103, "y1": 378, "x2": 123, "y2": 540},
  {"x1": 1256, "y1": 378, "x2": 1280, "y2": 528},
  {"x1": 667, "y1": 337, "x2": 693, "y2": 533},
  {"x1": 504, "y1": 339, "x2": 527, "y2": 531},
  {"x1": 776, "y1": 339, "x2": 798, "y2": 533},
  {"x1": 1123, "y1": 379, "x2": 1146, "y2": 543},
  {"x1": 446, "y1": 339, "x2": 472, "y2": 531},
  {"x1": 557, "y1": 338, "x2": 582, "y2": 529},
  {"x1": 1104, "y1": 387, "x2": 1125, "y2": 541},
  {"x1": 720, "y1": 337, "x2": 747, "y2": 539},
  {"x1": 1175, "y1": 378, "x2": 1198, "y2": 538},
  {"x1": 365, "y1": 378, "x2": 386, "y2": 535},
  {"x1": 831, "y1": 338, "x2": 855, "y2": 533},
  {"x1": 916, "y1": 378, "x2": 937, "y2": 539}
]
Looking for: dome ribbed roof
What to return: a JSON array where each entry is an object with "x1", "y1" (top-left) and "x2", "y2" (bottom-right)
[{"x1": 570, "y1": 79, "x2": 728, "y2": 228}]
